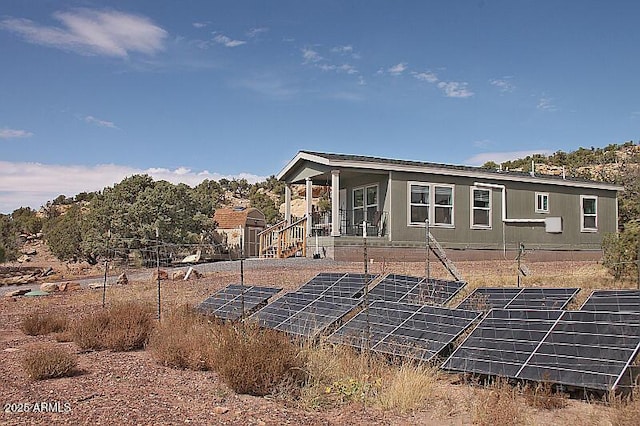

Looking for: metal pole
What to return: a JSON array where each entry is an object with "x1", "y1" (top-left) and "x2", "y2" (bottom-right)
[
  {"x1": 102, "y1": 229, "x2": 110, "y2": 308},
  {"x1": 425, "y1": 218, "x2": 430, "y2": 282},
  {"x1": 240, "y1": 227, "x2": 245, "y2": 320},
  {"x1": 156, "y1": 227, "x2": 161, "y2": 321},
  {"x1": 363, "y1": 220, "x2": 370, "y2": 351},
  {"x1": 636, "y1": 241, "x2": 640, "y2": 290}
]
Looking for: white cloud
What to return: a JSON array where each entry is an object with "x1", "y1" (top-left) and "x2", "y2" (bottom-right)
[
  {"x1": 537, "y1": 96, "x2": 557, "y2": 111},
  {"x1": 192, "y1": 22, "x2": 208, "y2": 29},
  {"x1": 0, "y1": 9, "x2": 167, "y2": 58},
  {"x1": 388, "y1": 63, "x2": 407, "y2": 75},
  {"x1": 0, "y1": 127, "x2": 33, "y2": 139},
  {"x1": 0, "y1": 161, "x2": 266, "y2": 213},
  {"x1": 84, "y1": 115, "x2": 117, "y2": 129},
  {"x1": 437, "y1": 81, "x2": 474, "y2": 98},
  {"x1": 472, "y1": 139, "x2": 493, "y2": 149},
  {"x1": 464, "y1": 150, "x2": 553, "y2": 166},
  {"x1": 357, "y1": 76, "x2": 366, "y2": 86},
  {"x1": 246, "y1": 27, "x2": 268, "y2": 38},
  {"x1": 331, "y1": 45, "x2": 353, "y2": 54},
  {"x1": 302, "y1": 47, "x2": 322, "y2": 63},
  {"x1": 213, "y1": 33, "x2": 246, "y2": 47},
  {"x1": 413, "y1": 71, "x2": 438, "y2": 83},
  {"x1": 490, "y1": 78, "x2": 515, "y2": 93}
]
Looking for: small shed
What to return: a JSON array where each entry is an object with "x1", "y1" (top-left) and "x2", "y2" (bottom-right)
[{"x1": 213, "y1": 207, "x2": 266, "y2": 257}]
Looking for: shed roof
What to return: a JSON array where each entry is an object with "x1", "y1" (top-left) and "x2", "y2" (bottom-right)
[
  {"x1": 277, "y1": 150, "x2": 623, "y2": 191},
  {"x1": 213, "y1": 207, "x2": 265, "y2": 229}
]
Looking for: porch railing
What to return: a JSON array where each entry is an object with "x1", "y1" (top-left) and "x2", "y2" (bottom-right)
[
  {"x1": 258, "y1": 216, "x2": 307, "y2": 258},
  {"x1": 311, "y1": 210, "x2": 388, "y2": 237}
]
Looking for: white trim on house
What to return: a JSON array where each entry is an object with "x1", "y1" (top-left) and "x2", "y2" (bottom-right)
[
  {"x1": 470, "y1": 186, "x2": 492, "y2": 230},
  {"x1": 580, "y1": 195, "x2": 598, "y2": 232},
  {"x1": 535, "y1": 192, "x2": 550, "y2": 214},
  {"x1": 406, "y1": 181, "x2": 455, "y2": 228}
]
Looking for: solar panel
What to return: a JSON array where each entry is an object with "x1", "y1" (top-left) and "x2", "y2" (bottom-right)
[
  {"x1": 581, "y1": 290, "x2": 640, "y2": 313},
  {"x1": 330, "y1": 300, "x2": 481, "y2": 362},
  {"x1": 441, "y1": 309, "x2": 564, "y2": 377},
  {"x1": 516, "y1": 311, "x2": 640, "y2": 391},
  {"x1": 297, "y1": 272, "x2": 377, "y2": 298},
  {"x1": 456, "y1": 287, "x2": 579, "y2": 311},
  {"x1": 368, "y1": 274, "x2": 466, "y2": 305},
  {"x1": 197, "y1": 284, "x2": 282, "y2": 321},
  {"x1": 250, "y1": 291, "x2": 360, "y2": 338}
]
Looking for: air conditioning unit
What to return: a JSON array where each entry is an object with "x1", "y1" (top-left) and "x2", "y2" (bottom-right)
[{"x1": 545, "y1": 217, "x2": 563, "y2": 233}]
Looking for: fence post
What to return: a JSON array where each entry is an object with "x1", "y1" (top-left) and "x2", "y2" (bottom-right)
[
  {"x1": 636, "y1": 241, "x2": 639, "y2": 290},
  {"x1": 102, "y1": 229, "x2": 110, "y2": 308},
  {"x1": 425, "y1": 218, "x2": 430, "y2": 282},
  {"x1": 362, "y1": 220, "x2": 370, "y2": 351},
  {"x1": 156, "y1": 227, "x2": 161, "y2": 321},
  {"x1": 240, "y1": 227, "x2": 245, "y2": 320}
]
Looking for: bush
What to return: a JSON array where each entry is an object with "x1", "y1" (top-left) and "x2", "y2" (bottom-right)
[
  {"x1": 72, "y1": 301, "x2": 154, "y2": 352},
  {"x1": 20, "y1": 312, "x2": 69, "y2": 336},
  {"x1": 22, "y1": 345, "x2": 78, "y2": 380},
  {"x1": 215, "y1": 324, "x2": 307, "y2": 396},
  {"x1": 602, "y1": 221, "x2": 640, "y2": 280},
  {"x1": 523, "y1": 381, "x2": 568, "y2": 409},
  {"x1": 378, "y1": 363, "x2": 439, "y2": 413},
  {"x1": 148, "y1": 305, "x2": 218, "y2": 370},
  {"x1": 473, "y1": 379, "x2": 528, "y2": 426}
]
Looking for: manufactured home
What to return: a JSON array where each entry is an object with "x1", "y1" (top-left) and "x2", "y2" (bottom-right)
[{"x1": 260, "y1": 151, "x2": 622, "y2": 261}]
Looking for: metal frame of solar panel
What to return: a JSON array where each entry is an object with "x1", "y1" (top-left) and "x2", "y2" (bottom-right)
[
  {"x1": 329, "y1": 300, "x2": 481, "y2": 362},
  {"x1": 581, "y1": 290, "x2": 640, "y2": 313},
  {"x1": 250, "y1": 291, "x2": 361, "y2": 338},
  {"x1": 368, "y1": 274, "x2": 466, "y2": 305},
  {"x1": 197, "y1": 284, "x2": 282, "y2": 321},
  {"x1": 443, "y1": 309, "x2": 640, "y2": 391},
  {"x1": 297, "y1": 272, "x2": 377, "y2": 298},
  {"x1": 456, "y1": 287, "x2": 579, "y2": 311}
]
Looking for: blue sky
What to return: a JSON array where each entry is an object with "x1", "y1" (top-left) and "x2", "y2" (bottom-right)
[{"x1": 1, "y1": 1, "x2": 639, "y2": 213}]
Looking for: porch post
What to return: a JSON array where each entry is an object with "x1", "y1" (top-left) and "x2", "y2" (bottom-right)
[
  {"x1": 305, "y1": 177, "x2": 313, "y2": 236},
  {"x1": 284, "y1": 185, "x2": 292, "y2": 225},
  {"x1": 331, "y1": 170, "x2": 341, "y2": 236}
]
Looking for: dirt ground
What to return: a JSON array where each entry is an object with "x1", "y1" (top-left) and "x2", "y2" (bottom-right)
[{"x1": 0, "y1": 249, "x2": 635, "y2": 425}]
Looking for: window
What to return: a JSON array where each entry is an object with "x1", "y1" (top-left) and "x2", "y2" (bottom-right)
[
  {"x1": 581, "y1": 195, "x2": 597, "y2": 232},
  {"x1": 471, "y1": 187, "x2": 491, "y2": 228},
  {"x1": 535, "y1": 192, "x2": 549, "y2": 213},
  {"x1": 353, "y1": 184, "x2": 378, "y2": 226},
  {"x1": 408, "y1": 183, "x2": 454, "y2": 226}
]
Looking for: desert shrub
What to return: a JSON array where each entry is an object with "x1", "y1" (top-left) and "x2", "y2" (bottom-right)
[
  {"x1": 378, "y1": 363, "x2": 439, "y2": 413},
  {"x1": 72, "y1": 301, "x2": 153, "y2": 352},
  {"x1": 473, "y1": 379, "x2": 528, "y2": 426},
  {"x1": 524, "y1": 381, "x2": 568, "y2": 409},
  {"x1": 20, "y1": 312, "x2": 69, "y2": 336},
  {"x1": 602, "y1": 221, "x2": 640, "y2": 280},
  {"x1": 609, "y1": 392, "x2": 640, "y2": 426},
  {"x1": 22, "y1": 345, "x2": 78, "y2": 380},
  {"x1": 215, "y1": 324, "x2": 307, "y2": 396},
  {"x1": 148, "y1": 305, "x2": 218, "y2": 370}
]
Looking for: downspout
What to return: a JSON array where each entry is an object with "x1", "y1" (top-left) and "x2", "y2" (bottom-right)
[{"x1": 473, "y1": 182, "x2": 546, "y2": 256}]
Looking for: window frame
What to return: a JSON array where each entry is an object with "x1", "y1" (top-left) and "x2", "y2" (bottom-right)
[
  {"x1": 407, "y1": 182, "x2": 455, "y2": 228},
  {"x1": 535, "y1": 192, "x2": 549, "y2": 214},
  {"x1": 470, "y1": 186, "x2": 492, "y2": 229},
  {"x1": 580, "y1": 195, "x2": 598, "y2": 232},
  {"x1": 352, "y1": 184, "x2": 379, "y2": 226}
]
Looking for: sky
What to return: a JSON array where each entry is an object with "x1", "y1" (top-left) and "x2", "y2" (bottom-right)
[{"x1": 1, "y1": 0, "x2": 639, "y2": 213}]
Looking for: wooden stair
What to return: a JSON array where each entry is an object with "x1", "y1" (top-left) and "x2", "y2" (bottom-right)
[
  {"x1": 259, "y1": 217, "x2": 307, "y2": 259},
  {"x1": 427, "y1": 231, "x2": 464, "y2": 282}
]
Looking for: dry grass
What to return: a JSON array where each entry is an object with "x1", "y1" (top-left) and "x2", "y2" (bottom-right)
[
  {"x1": 608, "y1": 392, "x2": 640, "y2": 426},
  {"x1": 22, "y1": 345, "x2": 78, "y2": 380},
  {"x1": 147, "y1": 305, "x2": 218, "y2": 370},
  {"x1": 215, "y1": 323, "x2": 307, "y2": 396},
  {"x1": 20, "y1": 312, "x2": 69, "y2": 336},
  {"x1": 72, "y1": 301, "x2": 154, "y2": 352},
  {"x1": 377, "y1": 362, "x2": 440, "y2": 414},
  {"x1": 473, "y1": 379, "x2": 529, "y2": 426},
  {"x1": 523, "y1": 381, "x2": 568, "y2": 409}
]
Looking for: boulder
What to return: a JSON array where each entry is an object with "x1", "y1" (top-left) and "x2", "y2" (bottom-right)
[
  {"x1": 151, "y1": 270, "x2": 169, "y2": 281},
  {"x1": 21, "y1": 248, "x2": 37, "y2": 256},
  {"x1": 5, "y1": 289, "x2": 31, "y2": 297},
  {"x1": 172, "y1": 270, "x2": 186, "y2": 281},
  {"x1": 17, "y1": 255, "x2": 31, "y2": 263},
  {"x1": 40, "y1": 282, "x2": 59, "y2": 293},
  {"x1": 116, "y1": 272, "x2": 129, "y2": 285},
  {"x1": 58, "y1": 282, "x2": 81, "y2": 292},
  {"x1": 183, "y1": 267, "x2": 203, "y2": 280}
]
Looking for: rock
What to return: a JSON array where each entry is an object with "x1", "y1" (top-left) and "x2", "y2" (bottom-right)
[
  {"x1": 151, "y1": 270, "x2": 169, "y2": 281},
  {"x1": 116, "y1": 272, "x2": 129, "y2": 285},
  {"x1": 5, "y1": 289, "x2": 31, "y2": 297},
  {"x1": 88, "y1": 283, "x2": 107, "y2": 290},
  {"x1": 58, "y1": 282, "x2": 81, "y2": 292},
  {"x1": 17, "y1": 255, "x2": 31, "y2": 263},
  {"x1": 43, "y1": 267, "x2": 54, "y2": 276},
  {"x1": 213, "y1": 407, "x2": 229, "y2": 415},
  {"x1": 172, "y1": 270, "x2": 186, "y2": 281},
  {"x1": 40, "y1": 282, "x2": 59, "y2": 293},
  {"x1": 184, "y1": 267, "x2": 203, "y2": 281},
  {"x1": 21, "y1": 248, "x2": 37, "y2": 256}
]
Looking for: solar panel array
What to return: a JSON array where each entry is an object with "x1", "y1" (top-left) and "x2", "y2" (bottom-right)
[
  {"x1": 197, "y1": 284, "x2": 282, "y2": 321},
  {"x1": 581, "y1": 290, "x2": 640, "y2": 313},
  {"x1": 456, "y1": 287, "x2": 579, "y2": 311},
  {"x1": 298, "y1": 272, "x2": 378, "y2": 298},
  {"x1": 368, "y1": 274, "x2": 466, "y2": 305},
  {"x1": 250, "y1": 292, "x2": 360, "y2": 338},
  {"x1": 329, "y1": 300, "x2": 481, "y2": 362},
  {"x1": 442, "y1": 309, "x2": 640, "y2": 391}
]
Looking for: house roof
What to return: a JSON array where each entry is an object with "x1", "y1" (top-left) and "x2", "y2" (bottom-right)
[
  {"x1": 213, "y1": 207, "x2": 265, "y2": 229},
  {"x1": 277, "y1": 150, "x2": 623, "y2": 191}
]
